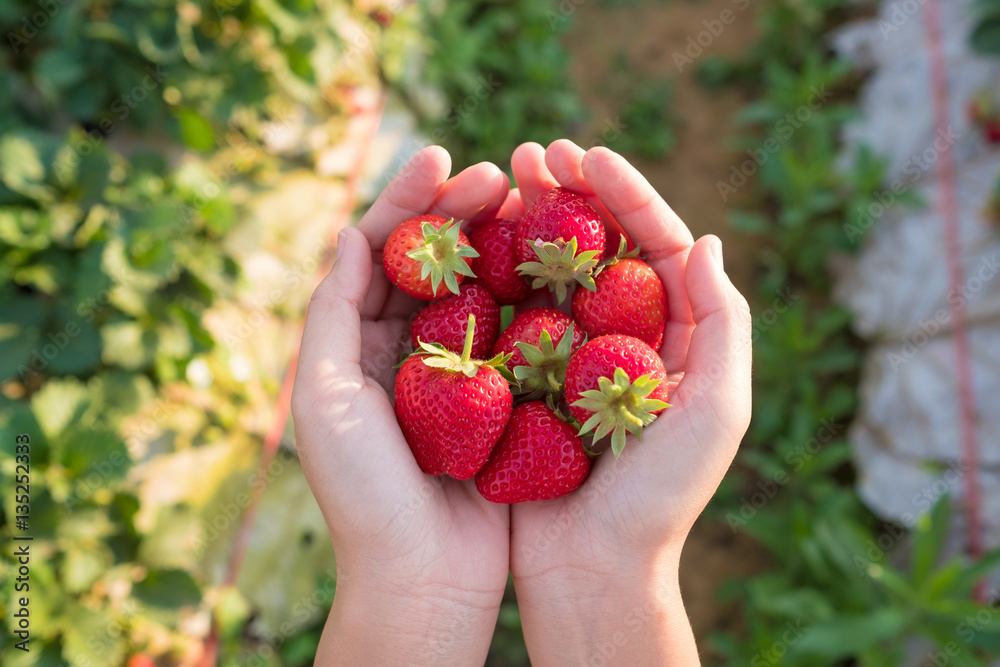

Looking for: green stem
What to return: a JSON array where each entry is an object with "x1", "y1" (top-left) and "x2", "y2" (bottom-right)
[
  {"x1": 546, "y1": 368, "x2": 561, "y2": 392},
  {"x1": 460, "y1": 313, "x2": 477, "y2": 363}
]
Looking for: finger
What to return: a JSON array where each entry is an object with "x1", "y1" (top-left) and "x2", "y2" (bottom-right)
[
  {"x1": 498, "y1": 188, "x2": 525, "y2": 220},
  {"x1": 579, "y1": 146, "x2": 695, "y2": 370},
  {"x1": 295, "y1": 227, "x2": 374, "y2": 402},
  {"x1": 358, "y1": 146, "x2": 452, "y2": 249},
  {"x1": 511, "y1": 142, "x2": 558, "y2": 208},
  {"x1": 545, "y1": 139, "x2": 628, "y2": 252},
  {"x1": 429, "y1": 161, "x2": 508, "y2": 224},
  {"x1": 671, "y1": 235, "x2": 752, "y2": 456},
  {"x1": 468, "y1": 171, "x2": 511, "y2": 231},
  {"x1": 544, "y1": 138, "x2": 588, "y2": 189},
  {"x1": 660, "y1": 317, "x2": 695, "y2": 374},
  {"x1": 361, "y1": 247, "x2": 391, "y2": 320},
  {"x1": 581, "y1": 147, "x2": 694, "y2": 259}
]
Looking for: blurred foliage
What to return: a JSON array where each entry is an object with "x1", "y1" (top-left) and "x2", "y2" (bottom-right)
[
  {"x1": 971, "y1": 0, "x2": 1000, "y2": 55},
  {"x1": 604, "y1": 53, "x2": 677, "y2": 160},
  {"x1": 400, "y1": 0, "x2": 587, "y2": 171},
  {"x1": 0, "y1": 0, "x2": 421, "y2": 664},
  {"x1": 708, "y1": 0, "x2": 1000, "y2": 664}
]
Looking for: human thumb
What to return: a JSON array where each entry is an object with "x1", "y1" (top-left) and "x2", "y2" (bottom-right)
[{"x1": 295, "y1": 226, "x2": 373, "y2": 396}]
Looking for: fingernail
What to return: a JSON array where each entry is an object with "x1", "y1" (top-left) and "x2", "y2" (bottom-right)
[
  {"x1": 711, "y1": 239, "x2": 724, "y2": 271},
  {"x1": 335, "y1": 230, "x2": 347, "y2": 262}
]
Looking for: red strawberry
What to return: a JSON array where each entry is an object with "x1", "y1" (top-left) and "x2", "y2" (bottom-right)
[
  {"x1": 383, "y1": 215, "x2": 478, "y2": 300},
  {"x1": 468, "y1": 218, "x2": 533, "y2": 305},
  {"x1": 492, "y1": 307, "x2": 585, "y2": 397},
  {"x1": 572, "y1": 257, "x2": 667, "y2": 350},
  {"x1": 475, "y1": 401, "x2": 591, "y2": 503},
  {"x1": 411, "y1": 284, "x2": 500, "y2": 359},
  {"x1": 395, "y1": 315, "x2": 512, "y2": 479},
  {"x1": 514, "y1": 188, "x2": 605, "y2": 303},
  {"x1": 564, "y1": 334, "x2": 670, "y2": 457}
]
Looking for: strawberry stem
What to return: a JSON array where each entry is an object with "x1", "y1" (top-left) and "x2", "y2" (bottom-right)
[
  {"x1": 461, "y1": 314, "x2": 476, "y2": 363},
  {"x1": 547, "y1": 368, "x2": 560, "y2": 392}
]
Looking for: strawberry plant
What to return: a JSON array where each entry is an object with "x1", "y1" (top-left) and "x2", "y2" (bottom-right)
[
  {"x1": 604, "y1": 52, "x2": 678, "y2": 160},
  {"x1": 971, "y1": 0, "x2": 1000, "y2": 55},
  {"x1": 707, "y1": 1, "x2": 1000, "y2": 664},
  {"x1": 402, "y1": 0, "x2": 588, "y2": 171},
  {"x1": 0, "y1": 1, "x2": 432, "y2": 665}
]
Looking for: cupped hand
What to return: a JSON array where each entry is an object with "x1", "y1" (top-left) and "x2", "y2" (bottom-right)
[
  {"x1": 290, "y1": 146, "x2": 512, "y2": 664},
  {"x1": 506, "y1": 140, "x2": 753, "y2": 664}
]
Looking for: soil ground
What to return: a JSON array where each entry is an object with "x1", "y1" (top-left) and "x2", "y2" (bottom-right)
[{"x1": 564, "y1": 1, "x2": 771, "y2": 660}]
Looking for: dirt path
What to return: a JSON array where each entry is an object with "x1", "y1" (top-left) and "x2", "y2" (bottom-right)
[
  {"x1": 565, "y1": 2, "x2": 768, "y2": 659},
  {"x1": 565, "y1": 0, "x2": 760, "y2": 295}
]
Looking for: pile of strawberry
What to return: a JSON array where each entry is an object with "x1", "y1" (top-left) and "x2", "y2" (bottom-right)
[{"x1": 384, "y1": 188, "x2": 670, "y2": 503}]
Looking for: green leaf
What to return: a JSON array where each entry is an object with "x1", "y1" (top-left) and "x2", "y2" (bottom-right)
[
  {"x1": 176, "y1": 108, "x2": 216, "y2": 151},
  {"x1": 0, "y1": 321, "x2": 41, "y2": 384},
  {"x1": 57, "y1": 427, "x2": 129, "y2": 482},
  {"x1": 101, "y1": 321, "x2": 155, "y2": 369},
  {"x1": 950, "y1": 548, "x2": 1000, "y2": 598},
  {"x1": 971, "y1": 15, "x2": 1000, "y2": 54},
  {"x1": 34, "y1": 49, "x2": 87, "y2": 91},
  {"x1": 0, "y1": 133, "x2": 49, "y2": 200},
  {"x1": 133, "y1": 568, "x2": 202, "y2": 610},
  {"x1": 62, "y1": 544, "x2": 111, "y2": 593},
  {"x1": 215, "y1": 586, "x2": 252, "y2": 640},
  {"x1": 61, "y1": 603, "x2": 125, "y2": 667},
  {"x1": 793, "y1": 608, "x2": 907, "y2": 659},
  {"x1": 912, "y1": 494, "x2": 951, "y2": 587},
  {"x1": 31, "y1": 378, "x2": 90, "y2": 440},
  {"x1": 44, "y1": 316, "x2": 102, "y2": 377},
  {"x1": 728, "y1": 210, "x2": 772, "y2": 234}
]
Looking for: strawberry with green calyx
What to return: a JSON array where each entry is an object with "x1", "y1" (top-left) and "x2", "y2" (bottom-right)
[
  {"x1": 410, "y1": 283, "x2": 500, "y2": 359},
  {"x1": 564, "y1": 334, "x2": 670, "y2": 457},
  {"x1": 383, "y1": 215, "x2": 479, "y2": 300},
  {"x1": 517, "y1": 238, "x2": 601, "y2": 304},
  {"x1": 491, "y1": 307, "x2": 585, "y2": 398},
  {"x1": 468, "y1": 218, "x2": 533, "y2": 305},
  {"x1": 514, "y1": 187, "x2": 606, "y2": 303},
  {"x1": 395, "y1": 314, "x2": 513, "y2": 479},
  {"x1": 572, "y1": 236, "x2": 667, "y2": 350},
  {"x1": 475, "y1": 400, "x2": 592, "y2": 503},
  {"x1": 512, "y1": 326, "x2": 580, "y2": 399}
]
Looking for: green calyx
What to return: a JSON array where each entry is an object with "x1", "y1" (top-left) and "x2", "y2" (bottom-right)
[
  {"x1": 591, "y1": 235, "x2": 642, "y2": 278},
  {"x1": 417, "y1": 314, "x2": 511, "y2": 378},
  {"x1": 516, "y1": 237, "x2": 600, "y2": 303},
  {"x1": 512, "y1": 323, "x2": 579, "y2": 399},
  {"x1": 405, "y1": 219, "x2": 479, "y2": 295},
  {"x1": 572, "y1": 367, "x2": 670, "y2": 457}
]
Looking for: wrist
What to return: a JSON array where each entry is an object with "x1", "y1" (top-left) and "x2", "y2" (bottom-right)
[
  {"x1": 514, "y1": 548, "x2": 700, "y2": 666},
  {"x1": 319, "y1": 563, "x2": 503, "y2": 666}
]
